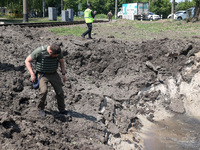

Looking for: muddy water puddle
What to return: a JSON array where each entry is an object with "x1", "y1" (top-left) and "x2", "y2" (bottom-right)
[{"x1": 144, "y1": 115, "x2": 200, "y2": 150}]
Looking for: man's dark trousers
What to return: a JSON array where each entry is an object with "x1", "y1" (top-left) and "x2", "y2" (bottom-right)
[{"x1": 82, "y1": 23, "x2": 92, "y2": 38}]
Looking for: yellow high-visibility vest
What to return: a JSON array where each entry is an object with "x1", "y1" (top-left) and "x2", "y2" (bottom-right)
[{"x1": 84, "y1": 8, "x2": 93, "y2": 23}]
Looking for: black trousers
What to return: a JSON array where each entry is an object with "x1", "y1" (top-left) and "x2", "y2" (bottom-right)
[{"x1": 82, "y1": 23, "x2": 92, "y2": 38}]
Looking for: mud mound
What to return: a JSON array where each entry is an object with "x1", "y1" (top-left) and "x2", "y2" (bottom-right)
[{"x1": 0, "y1": 25, "x2": 200, "y2": 150}]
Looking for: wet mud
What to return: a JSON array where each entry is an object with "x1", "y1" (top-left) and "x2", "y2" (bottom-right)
[
  {"x1": 1, "y1": 23, "x2": 200, "y2": 149},
  {"x1": 144, "y1": 115, "x2": 200, "y2": 150}
]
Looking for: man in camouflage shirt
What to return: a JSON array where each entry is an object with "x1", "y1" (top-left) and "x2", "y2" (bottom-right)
[
  {"x1": 25, "y1": 43, "x2": 66, "y2": 116},
  {"x1": 107, "y1": 10, "x2": 113, "y2": 22}
]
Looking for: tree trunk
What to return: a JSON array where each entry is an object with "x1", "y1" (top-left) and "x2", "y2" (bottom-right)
[
  {"x1": 149, "y1": 0, "x2": 150, "y2": 12},
  {"x1": 193, "y1": 0, "x2": 200, "y2": 22}
]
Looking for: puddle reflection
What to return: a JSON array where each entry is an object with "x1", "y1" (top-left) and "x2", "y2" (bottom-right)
[{"x1": 144, "y1": 115, "x2": 200, "y2": 150}]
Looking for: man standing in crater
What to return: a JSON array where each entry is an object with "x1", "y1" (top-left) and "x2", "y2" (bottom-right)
[{"x1": 25, "y1": 43, "x2": 66, "y2": 117}]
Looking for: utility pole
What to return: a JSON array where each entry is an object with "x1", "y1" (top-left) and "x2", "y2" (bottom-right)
[
  {"x1": 61, "y1": 0, "x2": 63, "y2": 15},
  {"x1": 171, "y1": 0, "x2": 175, "y2": 20},
  {"x1": 43, "y1": 0, "x2": 45, "y2": 17},
  {"x1": 87, "y1": 0, "x2": 89, "y2": 4},
  {"x1": 23, "y1": 0, "x2": 28, "y2": 22},
  {"x1": 115, "y1": 0, "x2": 117, "y2": 19}
]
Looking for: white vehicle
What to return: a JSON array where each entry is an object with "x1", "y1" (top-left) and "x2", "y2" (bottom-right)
[
  {"x1": 147, "y1": 12, "x2": 160, "y2": 20},
  {"x1": 117, "y1": 7, "x2": 123, "y2": 18},
  {"x1": 167, "y1": 10, "x2": 185, "y2": 19},
  {"x1": 175, "y1": 7, "x2": 195, "y2": 20}
]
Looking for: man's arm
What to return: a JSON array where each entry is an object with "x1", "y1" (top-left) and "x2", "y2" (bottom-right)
[
  {"x1": 25, "y1": 55, "x2": 36, "y2": 82},
  {"x1": 59, "y1": 59, "x2": 66, "y2": 82},
  {"x1": 91, "y1": 11, "x2": 97, "y2": 18}
]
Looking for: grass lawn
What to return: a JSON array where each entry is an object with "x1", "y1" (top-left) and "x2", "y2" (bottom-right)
[
  {"x1": 49, "y1": 19, "x2": 200, "y2": 41},
  {"x1": 1, "y1": 16, "x2": 200, "y2": 42}
]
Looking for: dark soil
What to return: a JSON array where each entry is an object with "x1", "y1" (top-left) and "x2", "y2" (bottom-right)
[{"x1": 0, "y1": 21, "x2": 200, "y2": 150}]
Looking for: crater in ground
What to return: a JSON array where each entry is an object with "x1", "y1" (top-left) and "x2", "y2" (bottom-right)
[{"x1": 1, "y1": 21, "x2": 200, "y2": 150}]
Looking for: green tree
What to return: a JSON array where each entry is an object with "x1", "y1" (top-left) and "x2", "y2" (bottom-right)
[
  {"x1": 176, "y1": 0, "x2": 194, "y2": 11},
  {"x1": 1, "y1": 0, "x2": 199, "y2": 21},
  {"x1": 105, "y1": 0, "x2": 115, "y2": 14},
  {"x1": 1, "y1": 0, "x2": 23, "y2": 13},
  {"x1": 150, "y1": 0, "x2": 171, "y2": 18}
]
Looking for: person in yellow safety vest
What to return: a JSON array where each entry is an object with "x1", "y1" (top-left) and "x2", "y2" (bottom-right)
[{"x1": 81, "y1": 3, "x2": 97, "y2": 39}]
